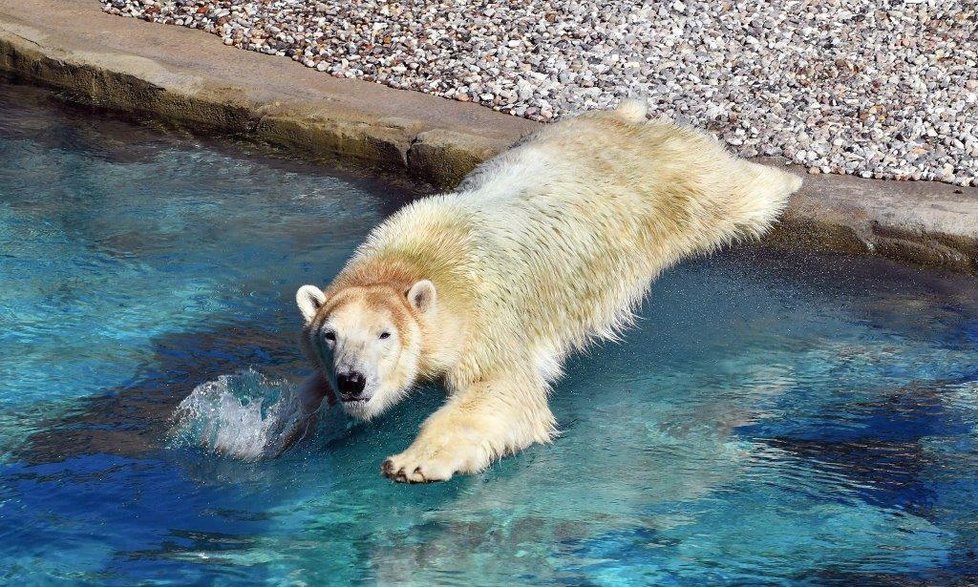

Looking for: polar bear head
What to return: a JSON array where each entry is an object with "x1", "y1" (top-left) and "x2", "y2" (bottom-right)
[{"x1": 295, "y1": 280, "x2": 437, "y2": 420}]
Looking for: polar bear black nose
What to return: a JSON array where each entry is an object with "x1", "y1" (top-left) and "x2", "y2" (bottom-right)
[{"x1": 337, "y1": 371, "x2": 366, "y2": 398}]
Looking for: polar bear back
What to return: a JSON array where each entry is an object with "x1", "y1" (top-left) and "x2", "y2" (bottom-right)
[{"x1": 353, "y1": 107, "x2": 801, "y2": 378}]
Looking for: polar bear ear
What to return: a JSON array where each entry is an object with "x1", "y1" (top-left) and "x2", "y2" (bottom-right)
[
  {"x1": 296, "y1": 285, "x2": 326, "y2": 323},
  {"x1": 406, "y1": 280, "x2": 436, "y2": 314}
]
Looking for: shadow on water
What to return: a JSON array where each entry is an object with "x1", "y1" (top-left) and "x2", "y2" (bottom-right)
[{"x1": 14, "y1": 322, "x2": 301, "y2": 465}]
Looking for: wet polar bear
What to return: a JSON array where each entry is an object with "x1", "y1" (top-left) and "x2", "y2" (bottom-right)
[{"x1": 295, "y1": 101, "x2": 802, "y2": 483}]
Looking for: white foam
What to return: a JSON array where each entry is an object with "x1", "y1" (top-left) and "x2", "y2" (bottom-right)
[{"x1": 169, "y1": 369, "x2": 313, "y2": 461}]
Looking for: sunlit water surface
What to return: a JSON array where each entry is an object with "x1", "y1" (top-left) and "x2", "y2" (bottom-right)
[{"x1": 1, "y1": 79, "x2": 977, "y2": 585}]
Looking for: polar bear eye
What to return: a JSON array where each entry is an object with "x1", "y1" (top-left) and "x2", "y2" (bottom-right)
[
  {"x1": 323, "y1": 331, "x2": 336, "y2": 342},
  {"x1": 379, "y1": 331, "x2": 391, "y2": 340}
]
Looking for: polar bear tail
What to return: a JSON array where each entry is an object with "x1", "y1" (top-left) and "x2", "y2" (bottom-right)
[
  {"x1": 613, "y1": 99, "x2": 649, "y2": 124},
  {"x1": 726, "y1": 160, "x2": 802, "y2": 240}
]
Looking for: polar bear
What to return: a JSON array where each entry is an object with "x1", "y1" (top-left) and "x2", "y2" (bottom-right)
[{"x1": 295, "y1": 101, "x2": 802, "y2": 483}]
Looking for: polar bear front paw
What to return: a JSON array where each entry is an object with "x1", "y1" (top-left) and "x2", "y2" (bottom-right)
[
  {"x1": 381, "y1": 436, "x2": 488, "y2": 483},
  {"x1": 382, "y1": 451, "x2": 453, "y2": 483}
]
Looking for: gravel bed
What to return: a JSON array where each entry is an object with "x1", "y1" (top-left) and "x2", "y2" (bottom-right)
[{"x1": 100, "y1": 0, "x2": 977, "y2": 186}]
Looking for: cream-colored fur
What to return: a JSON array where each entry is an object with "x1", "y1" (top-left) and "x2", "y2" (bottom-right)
[{"x1": 297, "y1": 101, "x2": 802, "y2": 482}]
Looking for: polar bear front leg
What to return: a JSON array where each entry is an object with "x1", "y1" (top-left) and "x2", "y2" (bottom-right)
[{"x1": 382, "y1": 378, "x2": 556, "y2": 483}]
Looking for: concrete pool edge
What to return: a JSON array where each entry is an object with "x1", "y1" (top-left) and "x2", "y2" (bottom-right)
[{"x1": 1, "y1": 1, "x2": 976, "y2": 274}]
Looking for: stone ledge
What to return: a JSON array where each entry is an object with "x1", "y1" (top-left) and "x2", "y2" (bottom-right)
[
  {"x1": 765, "y1": 166, "x2": 978, "y2": 273},
  {"x1": 1, "y1": 0, "x2": 975, "y2": 274}
]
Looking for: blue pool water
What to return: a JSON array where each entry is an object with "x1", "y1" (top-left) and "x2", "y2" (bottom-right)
[{"x1": 2, "y1": 79, "x2": 977, "y2": 585}]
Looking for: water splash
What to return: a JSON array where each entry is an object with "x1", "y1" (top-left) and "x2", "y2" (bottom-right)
[{"x1": 169, "y1": 369, "x2": 314, "y2": 461}]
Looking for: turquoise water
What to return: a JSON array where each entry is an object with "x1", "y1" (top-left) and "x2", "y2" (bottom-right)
[{"x1": 2, "y1": 79, "x2": 977, "y2": 585}]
